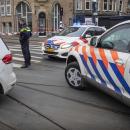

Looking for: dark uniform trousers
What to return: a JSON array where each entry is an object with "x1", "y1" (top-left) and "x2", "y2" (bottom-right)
[{"x1": 20, "y1": 39, "x2": 31, "y2": 66}]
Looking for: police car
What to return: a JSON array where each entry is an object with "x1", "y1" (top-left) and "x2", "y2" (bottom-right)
[
  {"x1": 42, "y1": 25, "x2": 106, "y2": 58},
  {"x1": 0, "y1": 38, "x2": 16, "y2": 94},
  {"x1": 65, "y1": 20, "x2": 130, "y2": 106}
]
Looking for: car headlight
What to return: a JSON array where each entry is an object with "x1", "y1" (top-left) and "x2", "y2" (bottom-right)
[{"x1": 61, "y1": 44, "x2": 72, "y2": 49}]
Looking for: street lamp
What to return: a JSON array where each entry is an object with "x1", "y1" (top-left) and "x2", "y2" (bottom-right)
[{"x1": 92, "y1": 0, "x2": 97, "y2": 25}]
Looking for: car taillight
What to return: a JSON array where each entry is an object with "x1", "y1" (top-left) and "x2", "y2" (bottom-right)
[{"x1": 2, "y1": 54, "x2": 12, "y2": 64}]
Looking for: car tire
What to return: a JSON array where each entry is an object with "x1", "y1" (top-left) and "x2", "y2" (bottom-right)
[{"x1": 65, "y1": 62, "x2": 86, "y2": 90}]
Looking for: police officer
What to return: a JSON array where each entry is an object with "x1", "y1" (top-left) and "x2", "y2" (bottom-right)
[{"x1": 19, "y1": 19, "x2": 32, "y2": 68}]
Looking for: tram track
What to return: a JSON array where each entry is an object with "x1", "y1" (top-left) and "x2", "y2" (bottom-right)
[
  {"x1": 0, "y1": 120, "x2": 17, "y2": 130},
  {"x1": 16, "y1": 82, "x2": 130, "y2": 117},
  {"x1": 17, "y1": 81, "x2": 65, "y2": 87},
  {"x1": 7, "y1": 94, "x2": 67, "y2": 130}
]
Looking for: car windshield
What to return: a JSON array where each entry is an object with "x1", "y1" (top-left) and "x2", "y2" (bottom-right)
[{"x1": 58, "y1": 26, "x2": 86, "y2": 37}]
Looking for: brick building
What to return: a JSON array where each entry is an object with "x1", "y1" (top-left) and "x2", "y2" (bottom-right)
[
  {"x1": 0, "y1": 0, "x2": 130, "y2": 35},
  {"x1": 0, "y1": 0, "x2": 73, "y2": 35},
  {"x1": 74, "y1": 0, "x2": 130, "y2": 24}
]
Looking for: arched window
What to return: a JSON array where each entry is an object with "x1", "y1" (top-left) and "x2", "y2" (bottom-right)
[
  {"x1": 52, "y1": 3, "x2": 61, "y2": 32},
  {"x1": 16, "y1": 2, "x2": 32, "y2": 30}
]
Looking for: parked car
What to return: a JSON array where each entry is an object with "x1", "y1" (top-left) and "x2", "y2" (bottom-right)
[
  {"x1": 65, "y1": 20, "x2": 130, "y2": 106},
  {"x1": 0, "y1": 38, "x2": 16, "y2": 94},
  {"x1": 42, "y1": 25, "x2": 106, "y2": 59}
]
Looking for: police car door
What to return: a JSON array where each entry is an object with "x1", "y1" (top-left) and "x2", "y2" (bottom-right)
[{"x1": 91, "y1": 23, "x2": 130, "y2": 96}]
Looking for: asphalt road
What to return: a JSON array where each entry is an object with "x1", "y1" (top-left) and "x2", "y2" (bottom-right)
[{"x1": 0, "y1": 41, "x2": 130, "y2": 130}]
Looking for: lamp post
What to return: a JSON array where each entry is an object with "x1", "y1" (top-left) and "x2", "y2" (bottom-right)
[{"x1": 92, "y1": 0, "x2": 97, "y2": 25}]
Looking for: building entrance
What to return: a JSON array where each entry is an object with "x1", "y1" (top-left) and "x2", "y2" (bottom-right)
[{"x1": 39, "y1": 12, "x2": 46, "y2": 36}]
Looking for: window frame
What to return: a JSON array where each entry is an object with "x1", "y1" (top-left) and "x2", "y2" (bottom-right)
[
  {"x1": 6, "y1": 0, "x2": 11, "y2": 16},
  {"x1": 109, "y1": 0, "x2": 113, "y2": 11},
  {"x1": 119, "y1": 0, "x2": 123, "y2": 12},
  {"x1": 0, "y1": 0, "x2": 5, "y2": 16},
  {"x1": 103, "y1": 0, "x2": 114, "y2": 11},
  {"x1": 85, "y1": 0, "x2": 91, "y2": 10},
  {"x1": 0, "y1": 0, "x2": 11, "y2": 16},
  {"x1": 103, "y1": 0, "x2": 108, "y2": 11},
  {"x1": 75, "y1": 0, "x2": 82, "y2": 10},
  {"x1": 97, "y1": 23, "x2": 130, "y2": 53}
]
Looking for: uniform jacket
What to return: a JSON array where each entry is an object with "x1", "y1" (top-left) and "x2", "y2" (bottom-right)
[{"x1": 19, "y1": 27, "x2": 32, "y2": 42}]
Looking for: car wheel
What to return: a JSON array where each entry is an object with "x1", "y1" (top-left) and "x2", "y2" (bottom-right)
[{"x1": 65, "y1": 62, "x2": 86, "y2": 90}]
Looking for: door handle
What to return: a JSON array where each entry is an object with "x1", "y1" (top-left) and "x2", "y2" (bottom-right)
[{"x1": 115, "y1": 59, "x2": 124, "y2": 66}]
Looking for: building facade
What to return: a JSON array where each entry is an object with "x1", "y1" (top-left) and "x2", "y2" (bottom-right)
[
  {"x1": 74, "y1": 0, "x2": 130, "y2": 24},
  {"x1": 0, "y1": 0, "x2": 130, "y2": 34},
  {"x1": 0, "y1": 0, "x2": 73, "y2": 35}
]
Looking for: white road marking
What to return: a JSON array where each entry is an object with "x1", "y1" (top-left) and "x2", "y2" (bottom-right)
[
  {"x1": 13, "y1": 57, "x2": 40, "y2": 63},
  {"x1": 10, "y1": 48, "x2": 42, "y2": 55},
  {"x1": 14, "y1": 54, "x2": 43, "y2": 59},
  {"x1": 13, "y1": 63, "x2": 22, "y2": 68},
  {"x1": 10, "y1": 49, "x2": 21, "y2": 52}
]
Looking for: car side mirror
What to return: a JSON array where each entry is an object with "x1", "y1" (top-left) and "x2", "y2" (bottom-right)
[
  {"x1": 90, "y1": 36, "x2": 98, "y2": 46},
  {"x1": 101, "y1": 41, "x2": 114, "y2": 49}
]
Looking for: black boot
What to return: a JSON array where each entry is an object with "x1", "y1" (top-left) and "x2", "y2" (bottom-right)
[{"x1": 21, "y1": 65, "x2": 28, "y2": 68}]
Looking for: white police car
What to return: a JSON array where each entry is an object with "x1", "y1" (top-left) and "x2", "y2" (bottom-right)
[
  {"x1": 42, "y1": 25, "x2": 106, "y2": 58},
  {"x1": 0, "y1": 38, "x2": 16, "y2": 94},
  {"x1": 65, "y1": 20, "x2": 130, "y2": 106}
]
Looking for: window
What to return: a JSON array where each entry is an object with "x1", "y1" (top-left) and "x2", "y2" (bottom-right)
[
  {"x1": 16, "y1": 2, "x2": 32, "y2": 31},
  {"x1": 0, "y1": 0, "x2": 11, "y2": 16},
  {"x1": 59, "y1": 27, "x2": 86, "y2": 37},
  {"x1": 86, "y1": 27, "x2": 95, "y2": 36},
  {"x1": 2, "y1": 22, "x2": 11, "y2": 33},
  {"x1": 109, "y1": 0, "x2": 113, "y2": 11},
  {"x1": 103, "y1": 0, "x2": 108, "y2": 10},
  {"x1": 75, "y1": 0, "x2": 82, "y2": 10},
  {"x1": 1, "y1": 6, "x2": 5, "y2": 15},
  {"x1": 9, "y1": 22, "x2": 12, "y2": 33},
  {"x1": 0, "y1": 0, "x2": 5, "y2": 16},
  {"x1": 86, "y1": 27, "x2": 105, "y2": 37},
  {"x1": 2, "y1": 22, "x2": 5, "y2": 33},
  {"x1": 103, "y1": 0, "x2": 114, "y2": 11},
  {"x1": 119, "y1": 0, "x2": 123, "y2": 12},
  {"x1": 113, "y1": 0, "x2": 116, "y2": 11},
  {"x1": 6, "y1": 6, "x2": 11, "y2": 15},
  {"x1": 85, "y1": 0, "x2": 91, "y2": 10},
  {"x1": 6, "y1": 0, "x2": 10, "y2": 5},
  {"x1": 94, "y1": 27, "x2": 106, "y2": 35},
  {"x1": 128, "y1": 0, "x2": 130, "y2": 9},
  {"x1": 52, "y1": 3, "x2": 61, "y2": 31},
  {"x1": 99, "y1": 24, "x2": 130, "y2": 53}
]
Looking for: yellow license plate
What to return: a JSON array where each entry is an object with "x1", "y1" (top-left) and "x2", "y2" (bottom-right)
[{"x1": 46, "y1": 48, "x2": 54, "y2": 52}]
